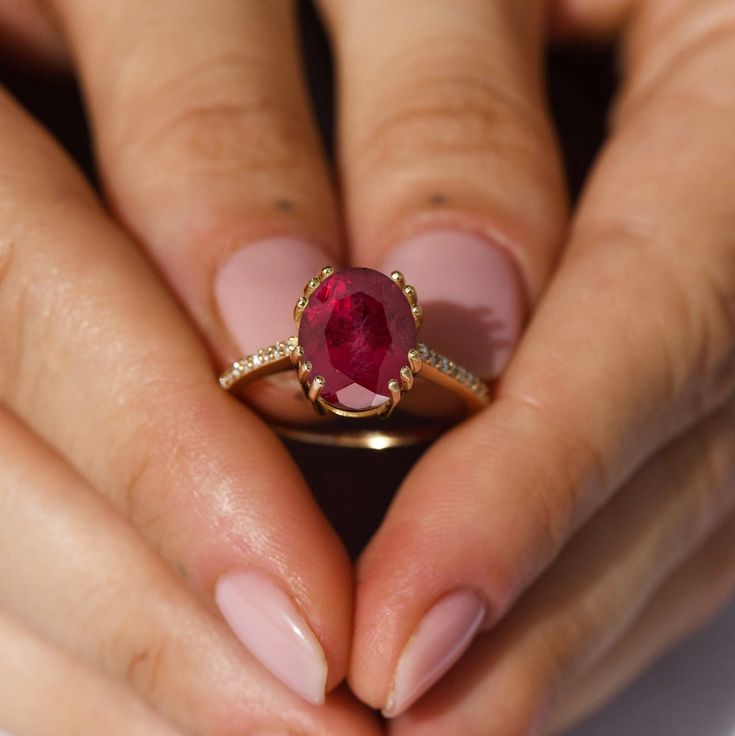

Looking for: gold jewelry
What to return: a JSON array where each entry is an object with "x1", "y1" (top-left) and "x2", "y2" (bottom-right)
[{"x1": 219, "y1": 267, "x2": 490, "y2": 448}]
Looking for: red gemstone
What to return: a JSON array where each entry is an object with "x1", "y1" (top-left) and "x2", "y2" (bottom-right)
[{"x1": 298, "y1": 268, "x2": 417, "y2": 411}]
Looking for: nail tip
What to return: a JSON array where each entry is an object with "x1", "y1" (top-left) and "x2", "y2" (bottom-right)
[
  {"x1": 215, "y1": 568, "x2": 328, "y2": 707},
  {"x1": 383, "y1": 590, "x2": 487, "y2": 717}
]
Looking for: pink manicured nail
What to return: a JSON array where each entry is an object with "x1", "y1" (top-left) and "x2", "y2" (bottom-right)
[
  {"x1": 380, "y1": 230, "x2": 524, "y2": 378},
  {"x1": 383, "y1": 590, "x2": 486, "y2": 718},
  {"x1": 215, "y1": 238, "x2": 332, "y2": 355},
  {"x1": 215, "y1": 569, "x2": 327, "y2": 705}
]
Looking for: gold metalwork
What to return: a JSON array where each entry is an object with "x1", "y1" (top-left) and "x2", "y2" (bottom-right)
[
  {"x1": 218, "y1": 268, "x2": 490, "y2": 447},
  {"x1": 408, "y1": 347, "x2": 423, "y2": 374},
  {"x1": 400, "y1": 365, "x2": 414, "y2": 391},
  {"x1": 308, "y1": 375, "x2": 325, "y2": 402},
  {"x1": 385, "y1": 379, "x2": 402, "y2": 418},
  {"x1": 294, "y1": 296, "x2": 308, "y2": 323},
  {"x1": 290, "y1": 344, "x2": 304, "y2": 367},
  {"x1": 390, "y1": 270, "x2": 405, "y2": 288},
  {"x1": 298, "y1": 359, "x2": 312, "y2": 383}
]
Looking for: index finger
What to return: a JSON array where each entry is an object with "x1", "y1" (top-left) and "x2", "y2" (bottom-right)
[
  {"x1": 350, "y1": 0, "x2": 735, "y2": 714},
  {"x1": 0, "y1": 86, "x2": 351, "y2": 704}
]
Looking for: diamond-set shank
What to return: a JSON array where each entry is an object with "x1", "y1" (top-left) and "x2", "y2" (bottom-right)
[{"x1": 220, "y1": 338, "x2": 489, "y2": 412}]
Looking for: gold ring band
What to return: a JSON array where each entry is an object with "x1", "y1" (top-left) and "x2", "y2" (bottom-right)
[
  {"x1": 220, "y1": 338, "x2": 489, "y2": 411},
  {"x1": 217, "y1": 266, "x2": 491, "y2": 448}
]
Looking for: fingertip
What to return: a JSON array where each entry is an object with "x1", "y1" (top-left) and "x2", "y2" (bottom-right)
[
  {"x1": 214, "y1": 237, "x2": 335, "y2": 362},
  {"x1": 378, "y1": 229, "x2": 526, "y2": 379},
  {"x1": 214, "y1": 568, "x2": 329, "y2": 705}
]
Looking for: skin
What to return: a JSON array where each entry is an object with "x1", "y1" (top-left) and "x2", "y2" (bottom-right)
[{"x1": 0, "y1": 0, "x2": 734, "y2": 734}]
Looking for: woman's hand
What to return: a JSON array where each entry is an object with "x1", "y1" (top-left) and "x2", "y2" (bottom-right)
[
  {"x1": 0, "y1": 64, "x2": 386, "y2": 735},
  {"x1": 3, "y1": 1, "x2": 733, "y2": 735},
  {"x1": 342, "y1": 0, "x2": 735, "y2": 732},
  {"x1": 1, "y1": 0, "x2": 567, "y2": 724}
]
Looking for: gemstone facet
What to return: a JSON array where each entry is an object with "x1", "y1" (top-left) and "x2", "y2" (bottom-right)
[{"x1": 298, "y1": 268, "x2": 418, "y2": 411}]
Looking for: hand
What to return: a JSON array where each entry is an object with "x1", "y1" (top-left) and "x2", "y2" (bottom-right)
[
  {"x1": 0, "y1": 34, "x2": 383, "y2": 736},
  {"x1": 1, "y1": 0, "x2": 565, "y2": 728},
  {"x1": 341, "y1": 1, "x2": 735, "y2": 733}
]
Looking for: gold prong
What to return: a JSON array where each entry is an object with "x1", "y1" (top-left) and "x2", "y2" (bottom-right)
[
  {"x1": 400, "y1": 365, "x2": 414, "y2": 391},
  {"x1": 291, "y1": 345, "x2": 304, "y2": 367},
  {"x1": 411, "y1": 303, "x2": 423, "y2": 329},
  {"x1": 320, "y1": 265, "x2": 334, "y2": 280},
  {"x1": 385, "y1": 378, "x2": 402, "y2": 418},
  {"x1": 304, "y1": 277, "x2": 321, "y2": 297},
  {"x1": 403, "y1": 285, "x2": 418, "y2": 306},
  {"x1": 408, "y1": 347, "x2": 423, "y2": 373},
  {"x1": 308, "y1": 375, "x2": 325, "y2": 402},
  {"x1": 294, "y1": 296, "x2": 309, "y2": 322},
  {"x1": 390, "y1": 270, "x2": 405, "y2": 289},
  {"x1": 298, "y1": 359, "x2": 312, "y2": 383}
]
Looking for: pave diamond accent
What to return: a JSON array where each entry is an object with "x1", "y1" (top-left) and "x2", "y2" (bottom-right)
[
  {"x1": 416, "y1": 343, "x2": 489, "y2": 400},
  {"x1": 219, "y1": 336, "x2": 297, "y2": 390}
]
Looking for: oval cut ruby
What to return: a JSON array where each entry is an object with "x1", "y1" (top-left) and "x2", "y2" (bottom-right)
[{"x1": 298, "y1": 267, "x2": 418, "y2": 411}]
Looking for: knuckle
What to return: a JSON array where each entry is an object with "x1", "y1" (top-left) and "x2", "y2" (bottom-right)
[
  {"x1": 99, "y1": 605, "x2": 173, "y2": 695},
  {"x1": 537, "y1": 590, "x2": 611, "y2": 689},
  {"x1": 114, "y1": 54, "x2": 321, "y2": 180},
  {"x1": 345, "y1": 61, "x2": 554, "y2": 180},
  {"x1": 123, "y1": 641, "x2": 169, "y2": 695},
  {"x1": 571, "y1": 220, "x2": 735, "y2": 418},
  {"x1": 634, "y1": 0, "x2": 735, "y2": 73},
  {"x1": 695, "y1": 260, "x2": 735, "y2": 408},
  {"x1": 497, "y1": 392, "x2": 610, "y2": 563},
  {"x1": 662, "y1": 253, "x2": 735, "y2": 417},
  {"x1": 687, "y1": 407, "x2": 735, "y2": 527}
]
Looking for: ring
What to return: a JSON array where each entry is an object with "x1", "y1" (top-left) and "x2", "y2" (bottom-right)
[{"x1": 219, "y1": 266, "x2": 490, "y2": 447}]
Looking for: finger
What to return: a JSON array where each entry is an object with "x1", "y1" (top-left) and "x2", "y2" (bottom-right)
[
  {"x1": 546, "y1": 513, "x2": 735, "y2": 735},
  {"x1": 0, "y1": 86, "x2": 351, "y2": 701},
  {"x1": 0, "y1": 410, "x2": 380, "y2": 736},
  {"x1": 0, "y1": 1, "x2": 67, "y2": 67},
  {"x1": 351, "y1": 0, "x2": 735, "y2": 711},
  {"x1": 320, "y1": 0, "x2": 567, "y2": 378},
  {"x1": 0, "y1": 611, "x2": 183, "y2": 736},
  {"x1": 50, "y1": 0, "x2": 341, "y2": 377},
  {"x1": 386, "y1": 401, "x2": 735, "y2": 732},
  {"x1": 549, "y1": 0, "x2": 634, "y2": 40}
]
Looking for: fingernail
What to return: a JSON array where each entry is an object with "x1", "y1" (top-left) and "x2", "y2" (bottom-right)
[
  {"x1": 215, "y1": 569, "x2": 327, "y2": 705},
  {"x1": 383, "y1": 589, "x2": 486, "y2": 718},
  {"x1": 215, "y1": 238, "x2": 332, "y2": 355},
  {"x1": 380, "y1": 230, "x2": 524, "y2": 378}
]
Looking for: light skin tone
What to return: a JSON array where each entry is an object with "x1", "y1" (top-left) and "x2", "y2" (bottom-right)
[{"x1": 0, "y1": 1, "x2": 734, "y2": 736}]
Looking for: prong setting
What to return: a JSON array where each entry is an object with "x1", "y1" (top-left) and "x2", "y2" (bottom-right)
[
  {"x1": 390, "y1": 270, "x2": 405, "y2": 289},
  {"x1": 308, "y1": 375, "x2": 325, "y2": 402},
  {"x1": 403, "y1": 285, "x2": 418, "y2": 306},
  {"x1": 411, "y1": 303, "x2": 423, "y2": 329},
  {"x1": 294, "y1": 296, "x2": 309, "y2": 322},
  {"x1": 408, "y1": 347, "x2": 423, "y2": 374},
  {"x1": 400, "y1": 365, "x2": 414, "y2": 391},
  {"x1": 295, "y1": 266, "x2": 336, "y2": 325},
  {"x1": 385, "y1": 378, "x2": 402, "y2": 418},
  {"x1": 291, "y1": 344, "x2": 304, "y2": 367},
  {"x1": 298, "y1": 359, "x2": 312, "y2": 383},
  {"x1": 304, "y1": 277, "x2": 321, "y2": 296}
]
